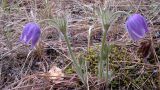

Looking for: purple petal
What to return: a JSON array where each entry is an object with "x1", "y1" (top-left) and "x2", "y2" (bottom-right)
[
  {"x1": 25, "y1": 25, "x2": 35, "y2": 44},
  {"x1": 125, "y1": 14, "x2": 148, "y2": 41},
  {"x1": 19, "y1": 22, "x2": 41, "y2": 48},
  {"x1": 140, "y1": 15, "x2": 148, "y2": 33},
  {"x1": 19, "y1": 23, "x2": 31, "y2": 41},
  {"x1": 31, "y1": 30, "x2": 40, "y2": 48}
]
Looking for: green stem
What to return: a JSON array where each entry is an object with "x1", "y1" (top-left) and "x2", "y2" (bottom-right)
[
  {"x1": 112, "y1": 11, "x2": 130, "y2": 16},
  {"x1": 63, "y1": 33, "x2": 86, "y2": 85},
  {"x1": 38, "y1": 19, "x2": 53, "y2": 24},
  {"x1": 99, "y1": 24, "x2": 109, "y2": 77},
  {"x1": 109, "y1": 11, "x2": 130, "y2": 23},
  {"x1": 63, "y1": 34, "x2": 76, "y2": 63},
  {"x1": 106, "y1": 44, "x2": 109, "y2": 86},
  {"x1": 98, "y1": 23, "x2": 110, "y2": 88}
]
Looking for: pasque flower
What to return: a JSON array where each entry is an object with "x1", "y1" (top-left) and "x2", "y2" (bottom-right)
[
  {"x1": 19, "y1": 22, "x2": 41, "y2": 48},
  {"x1": 125, "y1": 14, "x2": 148, "y2": 41}
]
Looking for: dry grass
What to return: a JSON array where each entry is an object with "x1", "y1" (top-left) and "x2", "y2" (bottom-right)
[{"x1": 0, "y1": 0, "x2": 160, "y2": 90}]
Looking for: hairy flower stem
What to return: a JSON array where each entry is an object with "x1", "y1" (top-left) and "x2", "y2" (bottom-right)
[
  {"x1": 63, "y1": 33, "x2": 86, "y2": 85},
  {"x1": 98, "y1": 24, "x2": 110, "y2": 84}
]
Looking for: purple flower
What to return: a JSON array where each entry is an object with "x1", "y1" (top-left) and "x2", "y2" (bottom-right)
[
  {"x1": 19, "y1": 22, "x2": 41, "y2": 48},
  {"x1": 125, "y1": 14, "x2": 148, "y2": 41}
]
